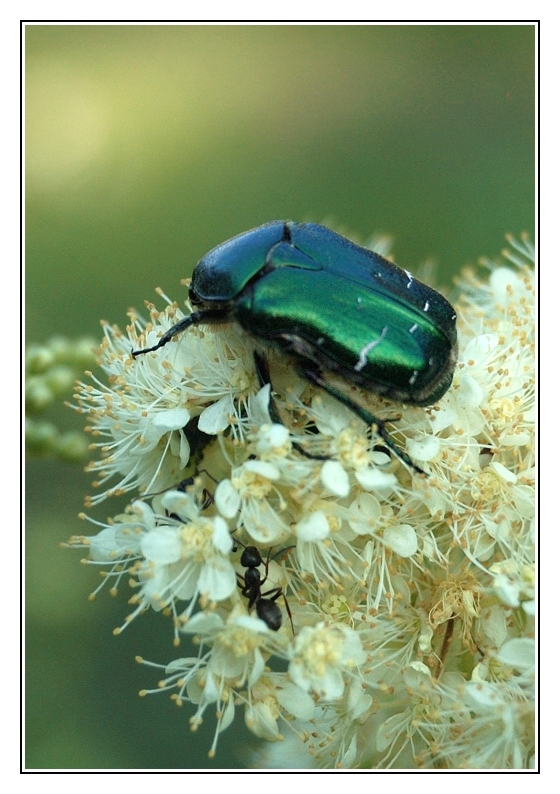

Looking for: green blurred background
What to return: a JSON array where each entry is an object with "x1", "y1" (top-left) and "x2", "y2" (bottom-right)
[{"x1": 25, "y1": 24, "x2": 535, "y2": 769}]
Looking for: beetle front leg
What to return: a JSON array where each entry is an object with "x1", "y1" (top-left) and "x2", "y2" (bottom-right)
[{"x1": 299, "y1": 366, "x2": 425, "y2": 475}]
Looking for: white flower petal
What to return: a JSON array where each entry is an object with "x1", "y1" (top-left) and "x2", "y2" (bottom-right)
[
  {"x1": 242, "y1": 500, "x2": 291, "y2": 545},
  {"x1": 165, "y1": 656, "x2": 199, "y2": 674},
  {"x1": 211, "y1": 516, "x2": 234, "y2": 554},
  {"x1": 491, "y1": 461, "x2": 517, "y2": 484},
  {"x1": 523, "y1": 600, "x2": 535, "y2": 616},
  {"x1": 465, "y1": 680, "x2": 500, "y2": 708},
  {"x1": 339, "y1": 735, "x2": 357, "y2": 768},
  {"x1": 457, "y1": 373, "x2": 484, "y2": 409},
  {"x1": 251, "y1": 384, "x2": 274, "y2": 424},
  {"x1": 490, "y1": 266, "x2": 523, "y2": 302},
  {"x1": 202, "y1": 671, "x2": 221, "y2": 702},
  {"x1": 178, "y1": 428, "x2": 191, "y2": 467},
  {"x1": 218, "y1": 696, "x2": 236, "y2": 732},
  {"x1": 276, "y1": 683, "x2": 315, "y2": 720},
  {"x1": 243, "y1": 459, "x2": 280, "y2": 480},
  {"x1": 256, "y1": 423, "x2": 289, "y2": 455},
  {"x1": 480, "y1": 605, "x2": 508, "y2": 647},
  {"x1": 215, "y1": 479, "x2": 241, "y2": 518},
  {"x1": 248, "y1": 649, "x2": 266, "y2": 686},
  {"x1": 161, "y1": 490, "x2": 198, "y2": 522},
  {"x1": 496, "y1": 638, "x2": 535, "y2": 671},
  {"x1": 376, "y1": 713, "x2": 405, "y2": 752},
  {"x1": 198, "y1": 558, "x2": 236, "y2": 601},
  {"x1": 383, "y1": 524, "x2": 418, "y2": 557},
  {"x1": 198, "y1": 395, "x2": 232, "y2": 434},
  {"x1": 245, "y1": 702, "x2": 279, "y2": 741},
  {"x1": 89, "y1": 527, "x2": 122, "y2": 562},
  {"x1": 182, "y1": 611, "x2": 224, "y2": 635},
  {"x1": 174, "y1": 564, "x2": 200, "y2": 601},
  {"x1": 321, "y1": 460, "x2": 350, "y2": 497},
  {"x1": 311, "y1": 395, "x2": 352, "y2": 435},
  {"x1": 129, "y1": 500, "x2": 157, "y2": 530},
  {"x1": 429, "y1": 402, "x2": 457, "y2": 434},
  {"x1": 347, "y1": 679, "x2": 372, "y2": 720},
  {"x1": 406, "y1": 435, "x2": 440, "y2": 462},
  {"x1": 348, "y1": 492, "x2": 382, "y2": 535},
  {"x1": 156, "y1": 407, "x2": 190, "y2": 429},
  {"x1": 234, "y1": 615, "x2": 270, "y2": 634},
  {"x1": 139, "y1": 564, "x2": 171, "y2": 606},
  {"x1": 492, "y1": 572, "x2": 521, "y2": 607},
  {"x1": 371, "y1": 448, "x2": 391, "y2": 467},
  {"x1": 134, "y1": 408, "x2": 191, "y2": 453},
  {"x1": 355, "y1": 467, "x2": 398, "y2": 492},
  {"x1": 319, "y1": 668, "x2": 345, "y2": 700},
  {"x1": 288, "y1": 659, "x2": 311, "y2": 692},
  {"x1": 403, "y1": 661, "x2": 432, "y2": 690},
  {"x1": 463, "y1": 333, "x2": 499, "y2": 365},
  {"x1": 140, "y1": 527, "x2": 182, "y2": 563},
  {"x1": 297, "y1": 510, "x2": 330, "y2": 541},
  {"x1": 340, "y1": 628, "x2": 366, "y2": 667}
]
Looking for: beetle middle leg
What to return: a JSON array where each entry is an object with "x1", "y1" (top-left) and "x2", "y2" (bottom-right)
[
  {"x1": 253, "y1": 351, "x2": 330, "y2": 460},
  {"x1": 299, "y1": 365, "x2": 425, "y2": 474}
]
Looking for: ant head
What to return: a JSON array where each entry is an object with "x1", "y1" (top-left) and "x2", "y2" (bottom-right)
[
  {"x1": 230, "y1": 533, "x2": 264, "y2": 567},
  {"x1": 240, "y1": 546, "x2": 264, "y2": 569}
]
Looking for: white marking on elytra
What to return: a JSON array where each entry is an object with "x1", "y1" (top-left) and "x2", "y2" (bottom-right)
[
  {"x1": 405, "y1": 270, "x2": 414, "y2": 289},
  {"x1": 354, "y1": 326, "x2": 388, "y2": 372},
  {"x1": 409, "y1": 370, "x2": 419, "y2": 385},
  {"x1": 409, "y1": 323, "x2": 418, "y2": 334},
  {"x1": 423, "y1": 301, "x2": 430, "y2": 312}
]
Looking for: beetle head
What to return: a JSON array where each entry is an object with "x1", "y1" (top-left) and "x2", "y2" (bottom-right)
[{"x1": 191, "y1": 221, "x2": 286, "y2": 302}]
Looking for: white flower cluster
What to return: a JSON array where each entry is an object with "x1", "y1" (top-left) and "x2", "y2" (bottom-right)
[{"x1": 69, "y1": 235, "x2": 535, "y2": 768}]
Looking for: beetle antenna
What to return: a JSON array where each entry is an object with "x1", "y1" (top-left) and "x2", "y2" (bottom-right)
[
  {"x1": 131, "y1": 315, "x2": 196, "y2": 357},
  {"x1": 132, "y1": 309, "x2": 225, "y2": 357}
]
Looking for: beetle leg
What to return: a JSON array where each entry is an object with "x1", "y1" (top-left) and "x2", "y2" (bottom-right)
[
  {"x1": 252, "y1": 351, "x2": 289, "y2": 427},
  {"x1": 252, "y1": 351, "x2": 330, "y2": 461},
  {"x1": 299, "y1": 366, "x2": 425, "y2": 475}
]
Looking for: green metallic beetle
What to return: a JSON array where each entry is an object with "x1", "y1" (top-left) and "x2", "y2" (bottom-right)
[{"x1": 132, "y1": 221, "x2": 458, "y2": 472}]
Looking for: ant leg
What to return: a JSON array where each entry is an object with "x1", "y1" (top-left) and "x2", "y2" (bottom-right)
[
  {"x1": 261, "y1": 546, "x2": 272, "y2": 584},
  {"x1": 270, "y1": 545, "x2": 295, "y2": 564}
]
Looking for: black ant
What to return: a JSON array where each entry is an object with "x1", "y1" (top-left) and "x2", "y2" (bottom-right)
[{"x1": 234, "y1": 540, "x2": 294, "y2": 633}]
